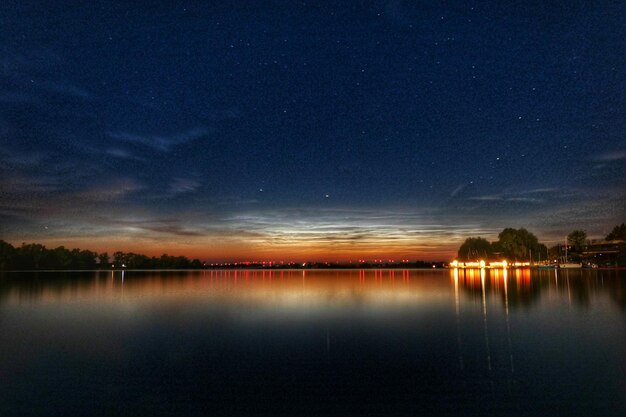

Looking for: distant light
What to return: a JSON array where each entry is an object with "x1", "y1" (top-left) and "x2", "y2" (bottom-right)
[{"x1": 479, "y1": 260, "x2": 486, "y2": 268}]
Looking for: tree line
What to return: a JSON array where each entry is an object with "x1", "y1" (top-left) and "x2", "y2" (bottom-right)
[
  {"x1": 0, "y1": 240, "x2": 203, "y2": 270},
  {"x1": 457, "y1": 228, "x2": 548, "y2": 262},
  {"x1": 457, "y1": 224, "x2": 626, "y2": 264}
]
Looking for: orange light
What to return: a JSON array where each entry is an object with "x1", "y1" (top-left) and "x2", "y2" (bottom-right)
[{"x1": 489, "y1": 260, "x2": 508, "y2": 268}]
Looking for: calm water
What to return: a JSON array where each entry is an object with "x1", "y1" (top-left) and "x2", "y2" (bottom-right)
[{"x1": 0, "y1": 269, "x2": 624, "y2": 416}]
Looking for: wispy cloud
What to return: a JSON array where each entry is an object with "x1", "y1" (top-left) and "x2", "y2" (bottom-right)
[
  {"x1": 169, "y1": 178, "x2": 201, "y2": 195},
  {"x1": 592, "y1": 150, "x2": 626, "y2": 162},
  {"x1": 109, "y1": 127, "x2": 209, "y2": 151},
  {"x1": 1, "y1": 50, "x2": 92, "y2": 103},
  {"x1": 0, "y1": 174, "x2": 59, "y2": 193},
  {"x1": 40, "y1": 80, "x2": 91, "y2": 99},
  {"x1": 105, "y1": 148, "x2": 145, "y2": 161},
  {"x1": 224, "y1": 208, "x2": 496, "y2": 251},
  {"x1": 215, "y1": 196, "x2": 260, "y2": 206},
  {"x1": 139, "y1": 224, "x2": 205, "y2": 237},
  {"x1": 467, "y1": 186, "x2": 558, "y2": 204},
  {"x1": 91, "y1": 216, "x2": 206, "y2": 237},
  {"x1": 450, "y1": 184, "x2": 466, "y2": 198},
  {"x1": 76, "y1": 178, "x2": 144, "y2": 202},
  {"x1": 468, "y1": 195, "x2": 502, "y2": 201},
  {"x1": 506, "y1": 197, "x2": 543, "y2": 203},
  {"x1": 0, "y1": 92, "x2": 39, "y2": 104},
  {"x1": 468, "y1": 195, "x2": 544, "y2": 203},
  {"x1": 0, "y1": 146, "x2": 45, "y2": 167},
  {"x1": 519, "y1": 187, "x2": 559, "y2": 194}
]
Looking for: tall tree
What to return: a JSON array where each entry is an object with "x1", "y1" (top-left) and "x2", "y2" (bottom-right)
[
  {"x1": 606, "y1": 223, "x2": 626, "y2": 241},
  {"x1": 493, "y1": 228, "x2": 540, "y2": 261},
  {"x1": 0, "y1": 240, "x2": 16, "y2": 270},
  {"x1": 457, "y1": 237, "x2": 493, "y2": 261},
  {"x1": 567, "y1": 230, "x2": 587, "y2": 248},
  {"x1": 18, "y1": 243, "x2": 48, "y2": 269},
  {"x1": 98, "y1": 252, "x2": 110, "y2": 268}
]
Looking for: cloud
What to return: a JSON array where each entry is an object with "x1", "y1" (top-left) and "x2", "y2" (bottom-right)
[
  {"x1": 168, "y1": 178, "x2": 201, "y2": 195},
  {"x1": 506, "y1": 197, "x2": 543, "y2": 203},
  {"x1": 215, "y1": 196, "x2": 260, "y2": 206},
  {"x1": 468, "y1": 195, "x2": 502, "y2": 201},
  {"x1": 519, "y1": 187, "x2": 559, "y2": 194},
  {"x1": 91, "y1": 216, "x2": 206, "y2": 237},
  {"x1": 108, "y1": 127, "x2": 210, "y2": 151},
  {"x1": 468, "y1": 195, "x2": 543, "y2": 203},
  {"x1": 76, "y1": 178, "x2": 144, "y2": 202},
  {"x1": 0, "y1": 92, "x2": 38, "y2": 104},
  {"x1": 450, "y1": 184, "x2": 466, "y2": 198},
  {"x1": 0, "y1": 174, "x2": 59, "y2": 193},
  {"x1": 0, "y1": 146, "x2": 45, "y2": 167},
  {"x1": 592, "y1": 150, "x2": 626, "y2": 162},
  {"x1": 138, "y1": 224, "x2": 205, "y2": 237},
  {"x1": 105, "y1": 148, "x2": 145, "y2": 161},
  {"x1": 468, "y1": 188, "x2": 554, "y2": 204},
  {"x1": 1, "y1": 50, "x2": 92, "y2": 103},
  {"x1": 224, "y1": 208, "x2": 496, "y2": 251}
]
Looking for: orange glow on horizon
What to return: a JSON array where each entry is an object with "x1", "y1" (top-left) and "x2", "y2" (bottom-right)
[{"x1": 7, "y1": 235, "x2": 459, "y2": 262}]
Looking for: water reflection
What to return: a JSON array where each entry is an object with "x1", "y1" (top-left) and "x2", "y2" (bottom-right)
[
  {"x1": 0, "y1": 269, "x2": 451, "y2": 309},
  {"x1": 1, "y1": 268, "x2": 624, "y2": 312},
  {"x1": 0, "y1": 269, "x2": 624, "y2": 416},
  {"x1": 452, "y1": 267, "x2": 626, "y2": 311}
]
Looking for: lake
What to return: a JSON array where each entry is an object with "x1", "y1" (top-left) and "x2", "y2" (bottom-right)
[{"x1": 1, "y1": 268, "x2": 624, "y2": 416}]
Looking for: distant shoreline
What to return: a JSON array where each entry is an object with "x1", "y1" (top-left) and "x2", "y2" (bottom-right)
[{"x1": 3, "y1": 266, "x2": 626, "y2": 273}]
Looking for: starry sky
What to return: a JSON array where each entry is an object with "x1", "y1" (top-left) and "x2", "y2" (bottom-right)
[{"x1": 1, "y1": 1, "x2": 625, "y2": 261}]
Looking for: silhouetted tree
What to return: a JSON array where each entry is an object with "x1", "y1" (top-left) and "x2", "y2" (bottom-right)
[
  {"x1": 535, "y1": 243, "x2": 549, "y2": 262},
  {"x1": 566, "y1": 230, "x2": 587, "y2": 262},
  {"x1": 493, "y1": 228, "x2": 540, "y2": 261},
  {"x1": 568, "y1": 230, "x2": 587, "y2": 248},
  {"x1": 0, "y1": 240, "x2": 16, "y2": 270},
  {"x1": 606, "y1": 223, "x2": 626, "y2": 241},
  {"x1": 0, "y1": 241, "x2": 204, "y2": 270},
  {"x1": 52, "y1": 246, "x2": 73, "y2": 269},
  {"x1": 98, "y1": 252, "x2": 110, "y2": 268},
  {"x1": 457, "y1": 237, "x2": 493, "y2": 260},
  {"x1": 548, "y1": 245, "x2": 560, "y2": 261},
  {"x1": 19, "y1": 243, "x2": 47, "y2": 269}
]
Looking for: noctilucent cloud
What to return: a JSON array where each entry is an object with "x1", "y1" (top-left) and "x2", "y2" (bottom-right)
[{"x1": 1, "y1": 1, "x2": 625, "y2": 260}]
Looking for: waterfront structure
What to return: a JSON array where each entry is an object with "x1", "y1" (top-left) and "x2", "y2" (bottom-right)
[{"x1": 581, "y1": 240, "x2": 623, "y2": 266}]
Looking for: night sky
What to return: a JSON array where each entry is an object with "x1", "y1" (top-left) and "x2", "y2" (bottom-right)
[{"x1": 1, "y1": 1, "x2": 625, "y2": 261}]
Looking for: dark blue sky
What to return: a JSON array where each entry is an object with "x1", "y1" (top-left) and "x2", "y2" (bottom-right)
[{"x1": 1, "y1": 1, "x2": 625, "y2": 260}]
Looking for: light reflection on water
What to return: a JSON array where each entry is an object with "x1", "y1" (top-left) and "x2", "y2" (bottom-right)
[{"x1": 0, "y1": 269, "x2": 624, "y2": 416}]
